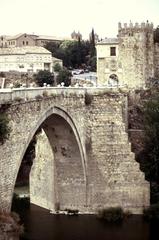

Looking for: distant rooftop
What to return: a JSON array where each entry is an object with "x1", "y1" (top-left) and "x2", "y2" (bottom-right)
[
  {"x1": 5, "y1": 33, "x2": 72, "y2": 41},
  {"x1": 37, "y1": 35, "x2": 72, "y2": 41},
  {"x1": 0, "y1": 46, "x2": 51, "y2": 55},
  {"x1": 7, "y1": 33, "x2": 26, "y2": 40},
  {"x1": 97, "y1": 38, "x2": 119, "y2": 45}
]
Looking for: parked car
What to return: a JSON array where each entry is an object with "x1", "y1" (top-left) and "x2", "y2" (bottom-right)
[{"x1": 72, "y1": 69, "x2": 84, "y2": 75}]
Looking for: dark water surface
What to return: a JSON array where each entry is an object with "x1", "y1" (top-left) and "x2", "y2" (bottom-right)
[{"x1": 18, "y1": 204, "x2": 159, "y2": 240}]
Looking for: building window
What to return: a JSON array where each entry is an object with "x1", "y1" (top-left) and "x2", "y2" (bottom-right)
[
  {"x1": 110, "y1": 47, "x2": 116, "y2": 56},
  {"x1": 23, "y1": 41, "x2": 25, "y2": 45},
  {"x1": 26, "y1": 41, "x2": 28, "y2": 45}
]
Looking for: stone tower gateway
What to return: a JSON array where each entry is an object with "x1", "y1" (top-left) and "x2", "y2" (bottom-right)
[
  {"x1": 118, "y1": 21, "x2": 154, "y2": 88},
  {"x1": 96, "y1": 21, "x2": 159, "y2": 89}
]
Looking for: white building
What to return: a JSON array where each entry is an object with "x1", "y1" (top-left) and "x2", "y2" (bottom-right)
[
  {"x1": 0, "y1": 46, "x2": 62, "y2": 73},
  {"x1": 96, "y1": 38, "x2": 122, "y2": 86}
]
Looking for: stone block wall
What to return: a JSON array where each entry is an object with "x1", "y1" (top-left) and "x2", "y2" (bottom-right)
[
  {"x1": 85, "y1": 90, "x2": 149, "y2": 213},
  {"x1": 154, "y1": 43, "x2": 159, "y2": 78},
  {"x1": 0, "y1": 88, "x2": 149, "y2": 213},
  {"x1": 97, "y1": 22, "x2": 157, "y2": 89},
  {"x1": 118, "y1": 28, "x2": 154, "y2": 88},
  {"x1": 30, "y1": 130, "x2": 55, "y2": 210}
]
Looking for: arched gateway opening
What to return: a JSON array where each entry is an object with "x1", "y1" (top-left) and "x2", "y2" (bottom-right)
[
  {"x1": 12, "y1": 107, "x2": 87, "y2": 213},
  {"x1": 108, "y1": 74, "x2": 119, "y2": 86}
]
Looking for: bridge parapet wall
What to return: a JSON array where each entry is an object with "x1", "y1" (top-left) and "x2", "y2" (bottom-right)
[{"x1": 0, "y1": 87, "x2": 128, "y2": 104}]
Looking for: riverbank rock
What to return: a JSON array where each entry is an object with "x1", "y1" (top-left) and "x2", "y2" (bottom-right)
[{"x1": 0, "y1": 211, "x2": 23, "y2": 238}]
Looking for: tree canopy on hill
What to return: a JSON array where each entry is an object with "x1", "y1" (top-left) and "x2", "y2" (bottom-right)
[
  {"x1": 140, "y1": 95, "x2": 159, "y2": 182},
  {"x1": 44, "y1": 29, "x2": 97, "y2": 71},
  {"x1": 138, "y1": 92, "x2": 159, "y2": 203}
]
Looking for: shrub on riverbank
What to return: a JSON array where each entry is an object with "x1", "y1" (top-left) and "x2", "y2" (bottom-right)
[
  {"x1": 97, "y1": 207, "x2": 125, "y2": 222},
  {"x1": 143, "y1": 203, "x2": 159, "y2": 221},
  {"x1": 0, "y1": 211, "x2": 23, "y2": 234}
]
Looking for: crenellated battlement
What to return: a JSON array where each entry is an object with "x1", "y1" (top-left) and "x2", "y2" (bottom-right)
[{"x1": 118, "y1": 21, "x2": 154, "y2": 33}]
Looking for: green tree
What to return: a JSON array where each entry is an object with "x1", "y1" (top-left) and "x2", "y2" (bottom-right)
[
  {"x1": 89, "y1": 28, "x2": 96, "y2": 58},
  {"x1": 140, "y1": 96, "x2": 159, "y2": 181},
  {"x1": 154, "y1": 26, "x2": 159, "y2": 43},
  {"x1": 44, "y1": 41, "x2": 60, "y2": 58},
  {"x1": 53, "y1": 63, "x2": 62, "y2": 72},
  {"x1": 88, "y1": 56, "x2": 96, "y2": 72},
  {"x1": 35, "y1": 70, "x2": 54, "y2": 87},
  {"x1": 56, "y1": 68, "x2": 72, "y2": 87},
  {"x1": 44, "y1": 30, "x2": 97, "y2": 71},
  {"x1": 138, "y1": 95, "x2": 159, "y2": 203},
  {"x1": 45, "y1": 40, "x2": 90, "y2": 69},
  {"x1": 0, "y1": 72, "x2": 5, "y2": 77},
  {"x1": 44, "y1": 41, "x2": 67, "y2": 64},
  {"x1": 88, "y1": 28, "x2": 97, "y2": 71}
]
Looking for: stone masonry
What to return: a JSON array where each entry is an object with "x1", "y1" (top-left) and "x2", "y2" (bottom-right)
[
  {"x1": 0, "y1": 87, "x2": 149, "y2": 214},
  {"x1": 97, "y1": 21, "x2": 159, "y2": 89}
]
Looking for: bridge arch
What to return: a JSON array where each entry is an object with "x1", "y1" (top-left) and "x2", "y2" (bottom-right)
[{"x1": 13, "y1": 106, "x2": 87, "y2": 212}]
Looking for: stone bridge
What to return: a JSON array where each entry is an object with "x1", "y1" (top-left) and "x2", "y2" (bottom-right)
[{"x1": 0, "y1": 87, "x2": 149, "y2": 214}]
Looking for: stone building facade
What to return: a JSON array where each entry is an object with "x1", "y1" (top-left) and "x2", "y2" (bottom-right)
[
  {"x1": 0, "y1": 33, "x2": 72, "y2": 48},
  {"x1": 7, "y1": 34, "x2": 36, "y2": 48},
  {"x1": 96, "y1": 21, "x2": 159, "y2": 89}
]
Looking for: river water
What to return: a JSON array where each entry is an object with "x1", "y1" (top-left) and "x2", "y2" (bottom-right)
[{"x1": 12, "y1": 204, "x2": 158, "y2": 240}]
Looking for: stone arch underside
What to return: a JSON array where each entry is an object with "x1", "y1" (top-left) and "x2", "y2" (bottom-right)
[
  {"x1": 12, "y1": 106, "x2": 87, "y2": 212},
  {"x1": 30, "y1": 114, "x2": 86, "y2": 212}
]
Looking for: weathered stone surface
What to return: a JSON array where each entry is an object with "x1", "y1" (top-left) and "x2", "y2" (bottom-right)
[
  {"x1": 0, "y1": 88, "x2": 149, "y2": 213},
  {"x1": 30, "y1": 130, "x2": 55, "y2": 210},
  {"x1": 97, "y1": 22, "x2": 159, "y2": 89}
]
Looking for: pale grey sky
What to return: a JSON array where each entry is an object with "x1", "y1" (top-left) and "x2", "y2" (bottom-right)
[{"x1": 0, "y1": 0, "x2": 159, "y2": 39}]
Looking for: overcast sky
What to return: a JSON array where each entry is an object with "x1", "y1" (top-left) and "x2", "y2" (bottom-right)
[{"x1": 0, "y1": 0, "x2": 159, "y2": 39}]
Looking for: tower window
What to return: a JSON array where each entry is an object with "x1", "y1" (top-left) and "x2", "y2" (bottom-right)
[{"x1": 110, "y1": 47, "x2": 116, "y2": 56}]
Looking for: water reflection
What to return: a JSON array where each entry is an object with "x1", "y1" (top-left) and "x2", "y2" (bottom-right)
[
  {"x1": 4, "y1": 204, "x2": 159, "y2": 240},
  {"x1": 149, "y1": 220, "x2": 159, "y2": 240}
]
